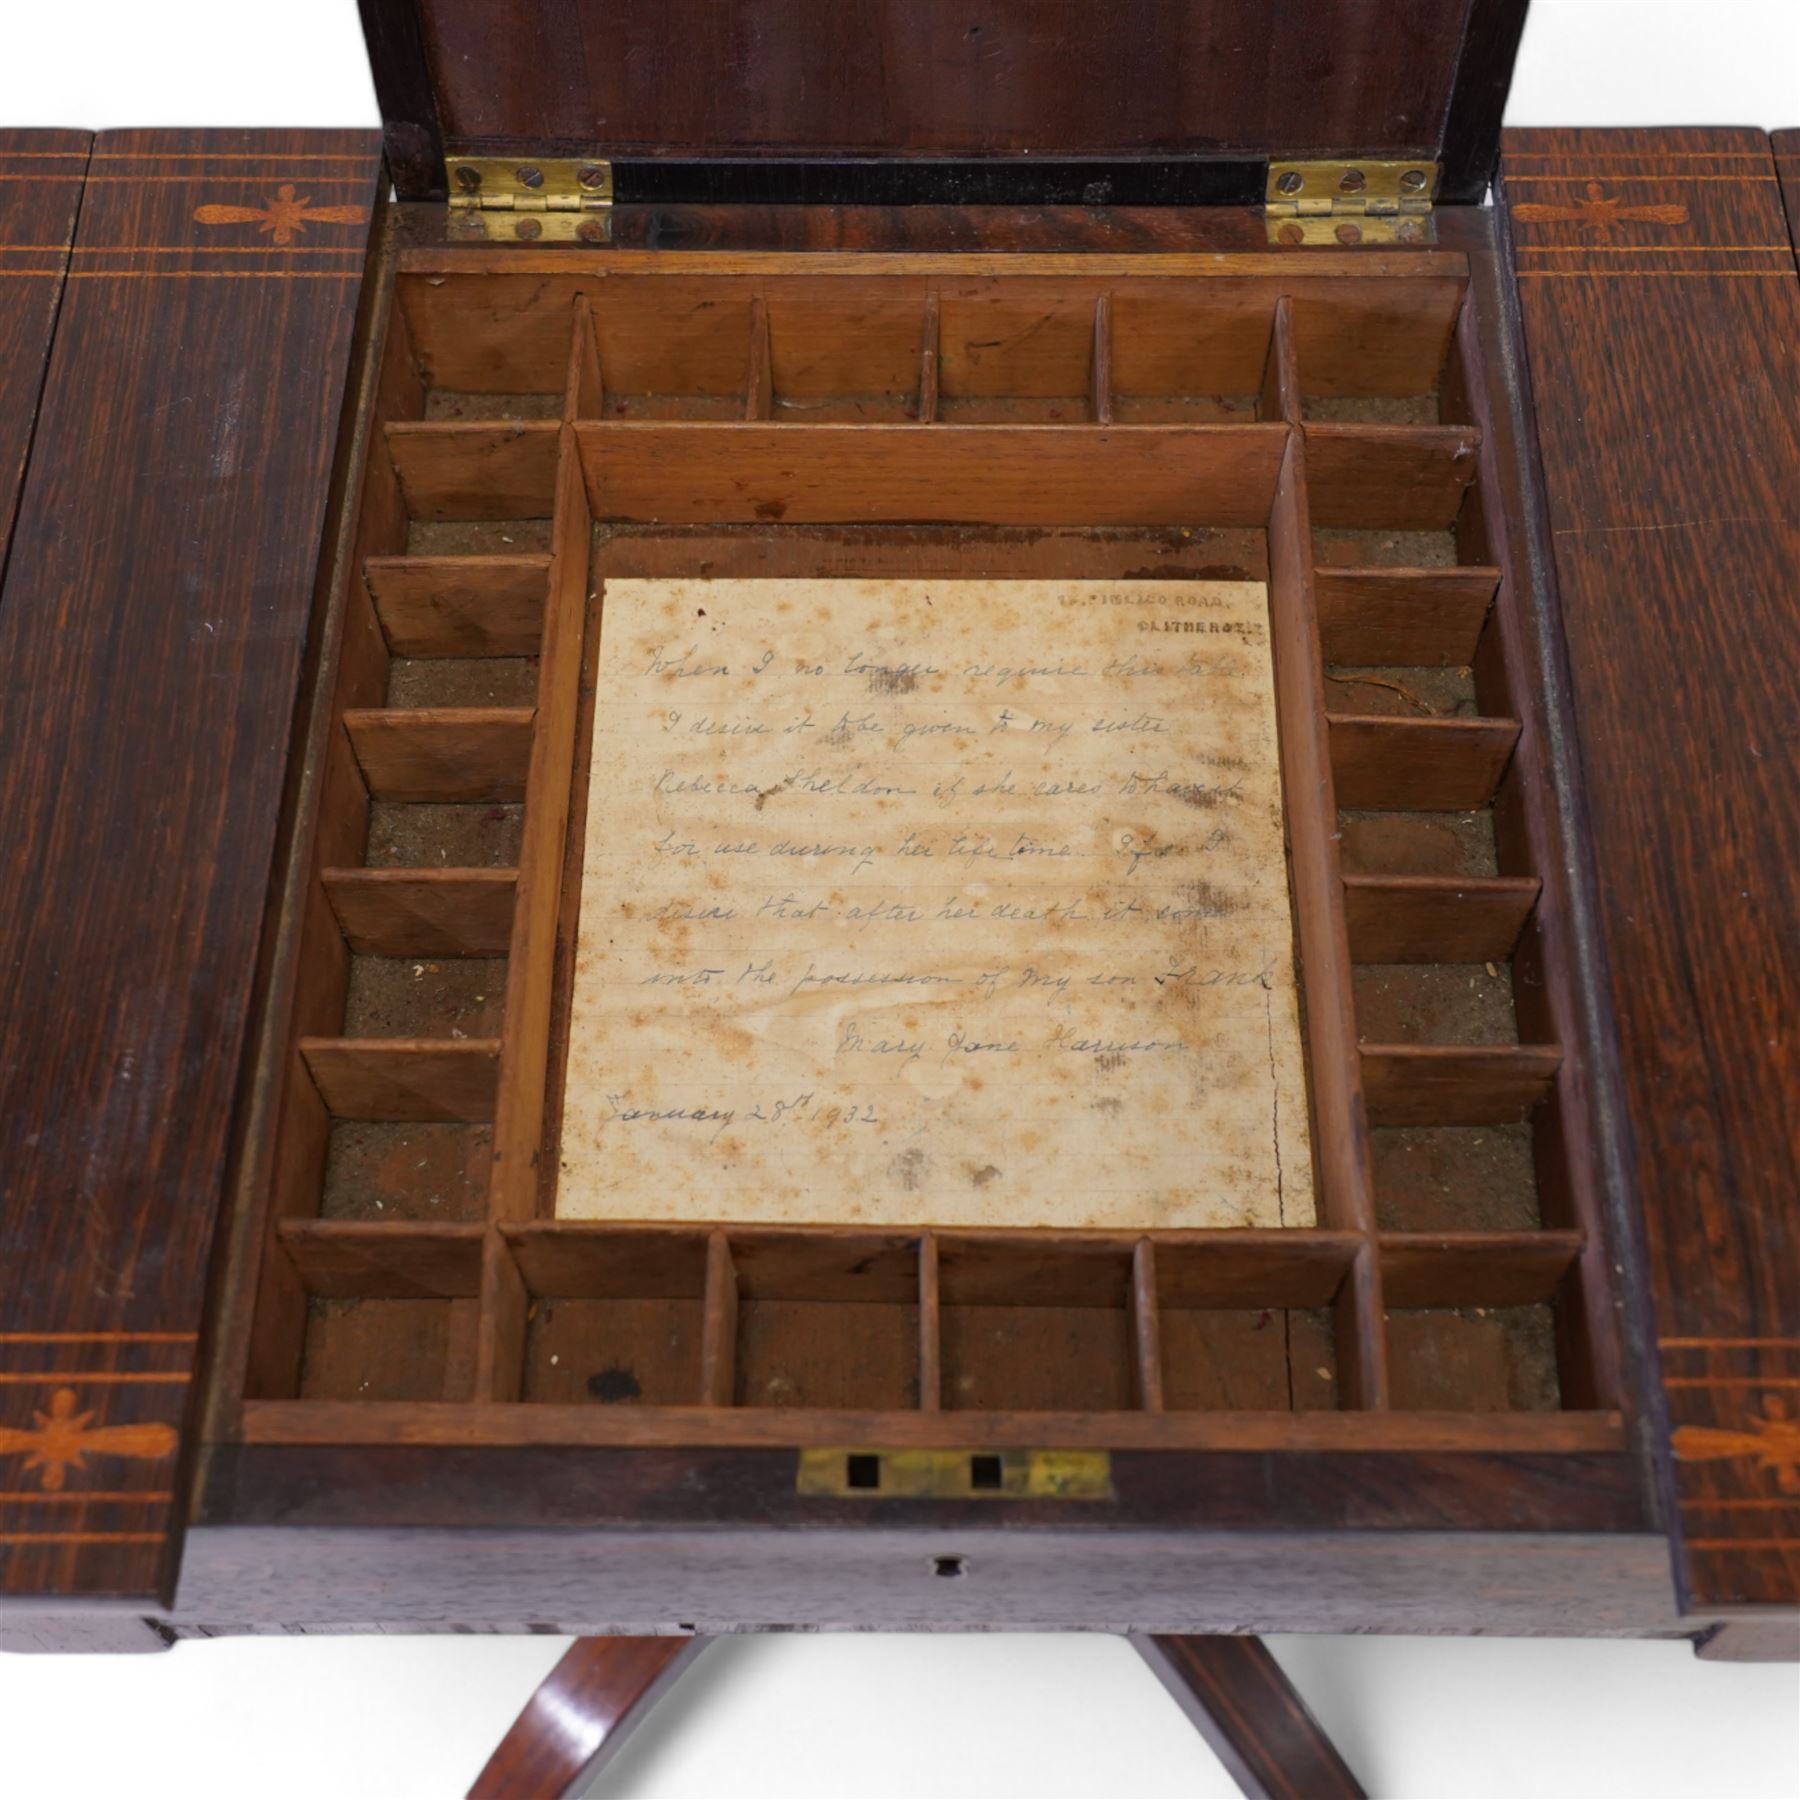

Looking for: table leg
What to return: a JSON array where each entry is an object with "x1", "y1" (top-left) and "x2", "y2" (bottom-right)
[
  {"x1": 1132, "y1": 1634, "x2": 1365, "y2": 1800},
  {"x1": 468, "y1": 1635, "x2": 709, "y2": 1799}
]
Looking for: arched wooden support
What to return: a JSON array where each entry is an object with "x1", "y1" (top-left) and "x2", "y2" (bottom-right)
[
  {"x1": 1133, "y1": 1635, "x2": 1365, "y2": 1800},
  {"x1": 468, "y1": 1635, "x2": 709, "y2": 1799}
]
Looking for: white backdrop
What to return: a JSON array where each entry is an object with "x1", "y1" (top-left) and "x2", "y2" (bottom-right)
[{"x1": 1, "y1": 4, "x2": 1797, "y2": 1794}]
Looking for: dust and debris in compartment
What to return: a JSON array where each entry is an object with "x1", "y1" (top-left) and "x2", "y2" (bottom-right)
[
  {"x1": 320, "y1": 1121, "x2": 493, "y2": 1223},
  {"x1": 385, "y1": 656, "x2": 539, "y2": 709},
  {"x1": 1386, "y1": 1303, "x2": 1562, "y2": 1412},
  {"x1": 522, "y1": 1295, "x2": 704, "y2": 1404},
  {"x1": 1159, "y1": 1305, "x2": 1340, "y2": 1410},
  {"x1": 365, "y1": 801, "x2": 524, "y2": 868},
  {"x1": 1372, "y1": 1124, "x2": 1540, "y2": 1233}
]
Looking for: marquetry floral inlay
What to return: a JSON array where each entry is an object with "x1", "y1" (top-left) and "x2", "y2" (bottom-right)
[
  {"x1": 1672, "y1": 1396, "x2": 1800, "y2": 1495},
  {"x1": 1512, "y1": 180, "x2": 1689, "y2": 236},
  {"x1": 193, "y1": 184, "x2": 365, "y2": 246},
  {"x1": 0, "y1": 1388, "x2": 178, "y2": 1492}
]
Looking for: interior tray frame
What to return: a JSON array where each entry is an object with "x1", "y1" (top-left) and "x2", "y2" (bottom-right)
[{"x1": 206, "y1": 218, "x2": 1624, "y2": 1465}]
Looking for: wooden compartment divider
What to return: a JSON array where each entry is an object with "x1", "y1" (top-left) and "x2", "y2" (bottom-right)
[
  {"x1": 1090, "y1": 293, "x2": 1114, "y2": 424},
  {"x1": 1314, "y1": 566, "x2": 1499, "y2": 666},
  {"x1": 276, "y1": 1219, "x2": 487, "y2": 1299},
  {"x1": 1360, "y1": 1044, "x2": 1562, "y2": 1127},
  {"x1": 323, "y1": 866, "x2": 518, "y2": 956},
  {"x1": 570, "y1": 420, "x2": 1287, "y2": 527},
  {"x1": 1343, "y1": 872, "x2": 1538, "y2": 964},
  {"x1": 1131, "y1": 1240, "x2": 1164, "y2": 1412},
  {"x1": 1328, "y1": 713, "x2": 1520, "y2": 811},
  {"x1": 700, "y1": 1231, "x2": 740, "y2": 1408},
  {"x1": 1376, "y1": 1232, "x2": 1584, "y2": 1309},
  {"x1": 915, "y1": 293, "x2": 940, "y2": 422},
  {"x1": 344, "y1": 704, "x2": 536, "y2": 801},
  {"x1": 1302, "y1": 423, "x2": 1482, "y2": 529},
  {"x1": 300, "y1": 1036, "x2": 502, "y2": 1123},
  {"x1": 918, "y1": 1233, "x2": 942, "y2": 1411},
  {"x1": 745, "y1": 295, "x2": 773, "y2": 419},
  {"x1": 1262, "y1": 297, "x2": 1389, "y2": 1409},
  {"x1": 485, "y1": 420, "x2": 592, "y2": 1221},
  {"x1": 386, "y1": 419, "x2": 562, "y2": 519},
  {"x1": 364, "y1": 553, "x2": 550, "y2": 656}
]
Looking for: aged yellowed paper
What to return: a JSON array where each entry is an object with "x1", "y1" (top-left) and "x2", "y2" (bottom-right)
[{"x1": 557, "y1": 578, "x2": 1313, "y2": 1229}]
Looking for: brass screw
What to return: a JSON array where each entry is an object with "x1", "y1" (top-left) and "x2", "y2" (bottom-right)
[
  {"x1": 579, "y1": 165, "x2": 607, "y2": 190},
  {"x1": 516, "y1": 165, "x2": 544, "y2": 189},
  {"x1": 1277, "y1": 222, "x2": 1305, "y2": 246},
  {"x1": 454, "y1": 164, "x2": 482, "y2": 193},
  {"x1": 1396, "y1": 217, "x2": 1425, "y2": 244},
  {"x1": 1338, "y1": 168, "x2": 1366, "y2": 195},
  {"x1": 515, "y1": 216, "x2": 543, "y2": 240},
  {"x1": 1275, "y1": 170, "x2": 1305, "y2": 196},
  {"x1": 1335, "y1": 221, "x2": 1363, "y2": 245},
  {"x1": 1400, "y1": 168, "x2": 1430, "y2": 194},
  {"x1": 578, "y1": 217, "x2": 607, "y2": 242}
]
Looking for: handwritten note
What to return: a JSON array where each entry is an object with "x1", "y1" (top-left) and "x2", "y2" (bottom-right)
[{"x1": 557, "y1": 578, "x2": 1314, "y2": 1230}]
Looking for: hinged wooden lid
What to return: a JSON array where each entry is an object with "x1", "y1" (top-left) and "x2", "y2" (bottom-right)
[{"x1": 361, "y1": 0, "x2": 1530, "y2": 208}]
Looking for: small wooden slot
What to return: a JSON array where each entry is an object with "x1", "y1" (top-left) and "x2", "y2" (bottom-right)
[
  {"x1": 1343, "y1": 873, "x2": 1539, "y2": 965},
  {"x1": 1151, "y1": 1237, "x2": 1356, "y2": 1413},
  {"x1": 272, "y1": 1222, "x2": 484, "y2": 1405},
  {"x1": 364, "y1": 554, "x2": 549, "y2": 657},
  {"x1": 1303, "y1": 424, "x2": 1482, "y2": 530},
  {"x1": 501, "y1": 1225, "x2": 708, "y2": 1406},
  {"x1": 1110, "y1": 289, "x2": 1277, "y2": 421},
  {"x1": 1361, "y1": 1044, "x2": 1562, "y2": 1126},
  {"x1": 1286, "y1": 289, "x2": 1466, "y2": 398},
  {"x1": 915, "y1": 293, "x2": 940, "y2": 423},
  {"x1": 937, "y1": 287, "x2": 1095, "y2": 408},
  {"x1": 322, "y1": 866, "x2": 518, "y2": 957},
  {"x1": 1382, "y1": 1232, "x2": 1579, "y2": 1414},
  {"x1": 727, "y1": 1233, "x2": 921, "y2": 1411},
  {"x1": 571, "y1": 422, "x2": 1287, "y2": 528},
  {"x1": 758, "y1": 284, "x2": 924, "y2": 419},
  {"x1": 938, "y1": 1238, "x2": 1134, "y2": 1413},
  {"x1": 386, "y1": 420, "x2": 562, "y2": 520},
  {"x1": 300, "y1": 1036, "x2": 502, "y2": 1123},
  {"x1": 1314, "y1": 566, "x2": 1499, "y2": 666},
  {"x1": 344, "y1": 706, "x2": 535, "y2": 802},
  {"x1": 700, "y1": 1230, "x2": 739, "y2": 1407},
  {"x1": 1328, "y1": 714, "x2": 1521, "y2": 811}
]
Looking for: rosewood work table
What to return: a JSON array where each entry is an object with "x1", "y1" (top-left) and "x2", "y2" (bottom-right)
[{"x1": 1, "y1": 2, "x2": 1796, "y2": 1792}]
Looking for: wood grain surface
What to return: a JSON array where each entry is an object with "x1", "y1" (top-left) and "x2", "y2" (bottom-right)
[
  {"x1": 1499, "y1": 127, "x2": 1800, "y2": 1615},
  {"x1": 0, "y1": 131, "x2": 88, "y2": 571},
  {"x1": 0, "y1": 129, "x2": 380, "y2": 1608},
  {"x1": 378, "y1": 0, "x2": 1506, "y2": 179}
]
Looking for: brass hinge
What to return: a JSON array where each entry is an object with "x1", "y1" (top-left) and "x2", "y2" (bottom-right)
[
  {"x1": 445, "y1": 156, "x2": 613, "y2": 243},
  {"x1": 1265, "y1": 160, "x2": 1439, "y2": 246}
]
